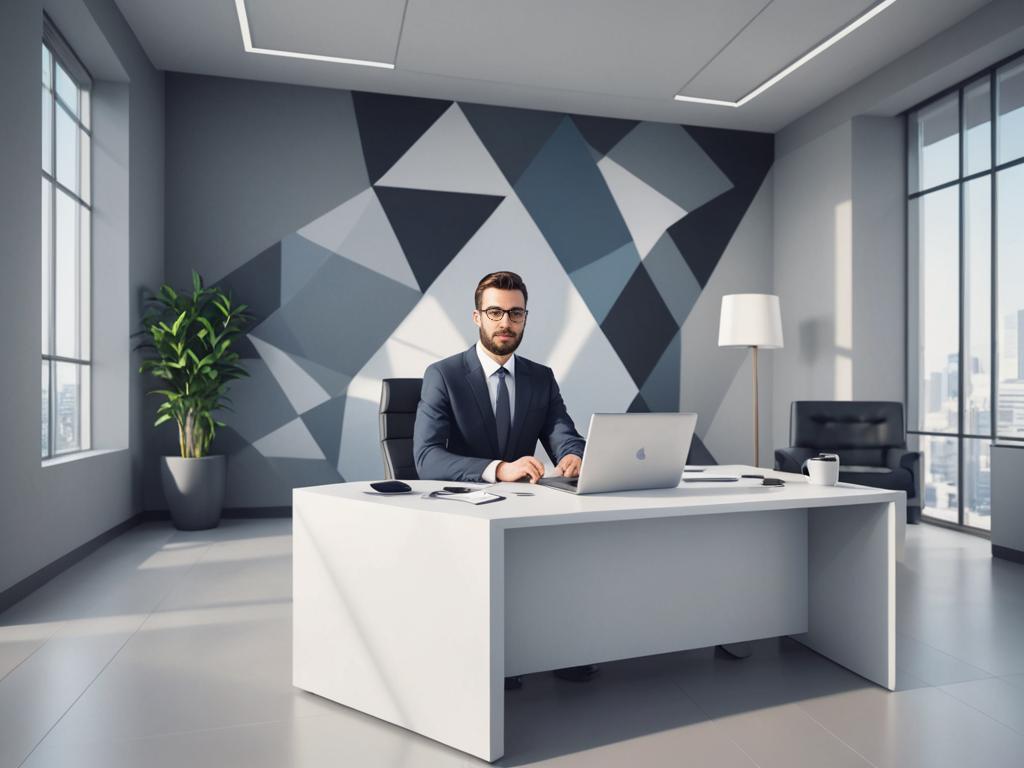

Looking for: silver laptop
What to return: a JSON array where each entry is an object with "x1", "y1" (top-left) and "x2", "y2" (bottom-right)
[{"x1": 538, "y1": 413, "x2": 698, "y2": 494}]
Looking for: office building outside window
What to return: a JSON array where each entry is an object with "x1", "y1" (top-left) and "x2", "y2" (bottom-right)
[
  {"x1": 907, "y1": 50, "x2": 1024, "y2": 532},
  {"x1": 41, "y1": 22, "x2": 92, "y2": 459}
]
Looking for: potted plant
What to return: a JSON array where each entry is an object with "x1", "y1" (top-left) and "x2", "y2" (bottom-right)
[{"x1": 135, "y1": 270, "x2": 251, "y2": 530}]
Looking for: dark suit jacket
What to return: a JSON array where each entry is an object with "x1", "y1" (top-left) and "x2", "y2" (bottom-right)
[{"x1": 413, "y1": 346, "x2": 586, "y2": 482}]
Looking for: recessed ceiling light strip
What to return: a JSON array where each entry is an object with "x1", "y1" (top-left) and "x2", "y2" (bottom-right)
[
  {"x1": 675, "y1": 0, "x2": 896, "y2": 107},
  {"x1": 233, "y1": 0, "x2": 396, "y2": 70}
]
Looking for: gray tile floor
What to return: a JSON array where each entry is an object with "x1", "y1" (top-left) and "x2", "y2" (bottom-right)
[{"x1": 1, "y1": 519, "x2": 1023, "y2": 767}]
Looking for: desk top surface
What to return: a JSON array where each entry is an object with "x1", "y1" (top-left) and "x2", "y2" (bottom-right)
[{"x1": 295, "y1": 466, "x2": 903, "y2": 529}]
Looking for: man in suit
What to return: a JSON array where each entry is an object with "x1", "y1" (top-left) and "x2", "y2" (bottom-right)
[
  {"x1": 414, "y1": 270, "x2": 596, "y2": 688},
  {"x1": 414, "y1": 270, "x2": 585, "y2": 485}
]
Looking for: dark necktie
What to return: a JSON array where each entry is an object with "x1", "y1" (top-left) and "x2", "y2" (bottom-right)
[{"x1": 495, "y1": 367, "x2": 511, "y2": 458}]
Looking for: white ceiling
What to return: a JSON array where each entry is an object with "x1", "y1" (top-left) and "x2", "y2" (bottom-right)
[{"x1": 112, "y1": 0, "x2": 993, "y2": 132}]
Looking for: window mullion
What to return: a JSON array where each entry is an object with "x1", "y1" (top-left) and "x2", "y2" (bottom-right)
[
  {"x1": 990, "y1": 70, "x2": 998, "y2": 453},
  {"x1": 48, "y1": 361, "x2": 55, "y2": 459},
  {"x1": 49, "y1": 77, "x2": 57, "y2": 458},
  {"x1": 957, "y1": 88, "x2": 966, "y2": 527}
]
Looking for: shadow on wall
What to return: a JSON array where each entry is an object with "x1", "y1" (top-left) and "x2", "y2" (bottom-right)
[{"x1": 798, "y1": 317, "x2": 834, "y2": 364}]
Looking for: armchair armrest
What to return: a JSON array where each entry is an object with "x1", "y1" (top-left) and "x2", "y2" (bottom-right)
[
  {"x1": 774, "y1": 446, "x2": 818, "y2": 474},
  {"x1": 886, "y1": 448, "x2": 922, "y2": 502},
  {"x1": 885, "y1": 447, "x2": 920, "y2": 471}
]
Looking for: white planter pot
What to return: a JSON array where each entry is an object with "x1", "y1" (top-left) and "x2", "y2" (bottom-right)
[{"x1": 160, "y1": 455, "x2": 226, "y2": 530}]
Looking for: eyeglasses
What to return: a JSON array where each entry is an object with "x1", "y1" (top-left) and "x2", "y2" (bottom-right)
[{"x1": 480, "y1": 307, "x2": 528, "y2": 323}]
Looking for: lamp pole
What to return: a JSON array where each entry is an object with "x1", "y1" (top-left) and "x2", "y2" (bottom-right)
[
  {"x1": 718, "y1": 294, "x2": 782, "y2": 471},
  {"x1": 752, "y1": 345, "x2": 759, "y2": 467}
]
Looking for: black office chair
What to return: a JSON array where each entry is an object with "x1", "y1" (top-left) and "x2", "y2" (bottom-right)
[
  {"x1": 774, "y1": 401, "x2": 922, "y2": 523},
  {"x1": 379, "y1": 378, "x2": 422, "y2": 480}
]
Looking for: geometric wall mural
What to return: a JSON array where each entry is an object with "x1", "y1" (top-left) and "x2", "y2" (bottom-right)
[{"x1": 203, "y1": 90, "x2": 773, "y2": 502}]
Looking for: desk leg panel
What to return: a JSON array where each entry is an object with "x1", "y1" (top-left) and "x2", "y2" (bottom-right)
[
  {"x1": 505, "y1": 509, "x2": 808, "y2": 675},
  {"x1": 797, "y1": 501, "x2": 895, "y2": 690},
  {"x1": 292, "y1": 493, "x2": 504, "y2": 761}
]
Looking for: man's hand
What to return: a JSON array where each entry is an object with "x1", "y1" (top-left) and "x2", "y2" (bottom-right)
[
  {"x1": 496, "y1": 456, "x2": 545, "y2": 483},
  {"x1": 555, "y1": 454, "x2": 582, "y2": 478}
]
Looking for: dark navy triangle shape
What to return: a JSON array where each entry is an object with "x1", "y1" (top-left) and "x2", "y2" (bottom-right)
[
  {"x1": 461, "y1": 103, "x2": 563, "y2": 186},
  {"x1": 352, "y1": 91, "x2": 452, "y2": 184},
  {"x1": 687, "y1": 434, "x2": 717, "y2": 465},
  {"x1": 570, "y1": 114, "x2": 639, "y2": 157},
  {"x1": 374, "y1": 187, "x2": 504, "y2": 292},
  {"x1": 627, "y1": 393, "x2": 650, "y2": 413},
  {"x1": 684, "y1": 126, "x2": 774, "y2": 191},
  {"x1": 600, "y1": 262, "x2": 679, "y2": 389},
  {"x1": 667, "y1": 127, "x2": 774, "y2": 287}
]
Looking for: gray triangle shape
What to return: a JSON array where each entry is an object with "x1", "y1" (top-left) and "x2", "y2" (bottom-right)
[
  {"x1": 290, "y1": 355, "x2": 352, "y2": 397},
  {"x1": 301, "y1": 395, "x2": 347, "y2": 468}
]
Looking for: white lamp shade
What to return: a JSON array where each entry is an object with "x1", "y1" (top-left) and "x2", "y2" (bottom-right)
[{"x1": 718, "y1": 294, "x2": 784, "y2": 349}]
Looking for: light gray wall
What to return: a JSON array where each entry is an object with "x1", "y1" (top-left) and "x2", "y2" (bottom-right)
[
  {"x1": 850, "y1": 116, "x2": 905, "y2": 403},
  {"x1": 771, "y1": 116, "x2": 905, "y2": 452},
  {"x1": 77, "y1": 0, "x2": 165, "y2": 522},
  {"x1": 0, "y1": 0, "x2": 162, "y2": 596},
  {"x1": 771, "y1": 121, "x2": 854, "y2": 449}
]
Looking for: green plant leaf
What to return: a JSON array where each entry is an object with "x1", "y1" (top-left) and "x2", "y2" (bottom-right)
[{"x1": 170, "y1": 310, "x2": 188, "y2": 336}]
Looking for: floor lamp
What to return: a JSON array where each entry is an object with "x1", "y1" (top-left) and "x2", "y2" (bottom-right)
[{"x1": 718, "y1": 294, "x2": 784, "y2": 467}]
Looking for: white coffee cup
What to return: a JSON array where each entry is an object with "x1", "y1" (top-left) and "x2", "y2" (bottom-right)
[{"x1": 802, "y1": 453, "x2": 840, "y2": 486}]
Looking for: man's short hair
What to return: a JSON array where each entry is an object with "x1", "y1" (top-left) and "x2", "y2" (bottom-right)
[{"x1": 475, "y1": 271, "x2": 528, "y2": 309}]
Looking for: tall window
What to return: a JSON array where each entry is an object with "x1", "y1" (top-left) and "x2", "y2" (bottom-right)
[
  {"x1": 907, "y1": 51, "x2": 1024, "y2": 532},
  {"x1": 41, "y1": 23, "x2": 91, "y2": 459}
]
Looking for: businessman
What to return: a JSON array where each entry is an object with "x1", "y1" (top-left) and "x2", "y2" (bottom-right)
[
  {"x1": 414, "y1": 270, "x2": 596, "y2": 688},
  {"x1": 414, "y1": 270, "x2": 585, "y2": 485}
]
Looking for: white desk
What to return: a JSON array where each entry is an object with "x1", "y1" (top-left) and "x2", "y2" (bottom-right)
[{"x1": 293, "y1": 466, "x2": 902, "y2": 762}]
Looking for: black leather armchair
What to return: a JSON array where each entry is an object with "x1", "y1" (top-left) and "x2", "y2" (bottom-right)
[
  {"x1": 379, "y1": 378, "x2": 422, "y2": 480},
  {"x1": 775, "y1": 401, "x2": 921, "y2": 523}
]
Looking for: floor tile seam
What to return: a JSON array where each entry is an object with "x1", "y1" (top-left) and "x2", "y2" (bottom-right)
[
  {"x1": 999, "y1": 673, "x2": 1024, "y2": 692},
  {"x1": 16, "y1": 537, "x2": 217, "y2": 768},
  {"x1": 667, "y1": 657, "x2": 880, "y2": 768},
  {"x1": 133, "y1": 534, "x2": 221, "y2": 625},
  {"x1": 15, "y1": 623, "x2": 140, "y2": 768},
  {"x1": 0, "y1": 528, "x2": 181, "y2": 689},
  {"x1": 894, "y1": 630, "x2": 998, "y2": 678},
  {"x1": 794, "y1": 700, "x2": 881, "y2": 768},
  {"x1": 934, "y1": 682, "x2": 1024, "y2": 738},
  {"x1": 664, "y1": 673, "x2": 764, "y2": 768},
  {"x1": 0, "y1": 626, "x2": 61, "y2": 687},
  {"x1": 24, "y1": 712, "x2": 322, "y2": 754},
  {"x1": 893, "y1": 667, "x2": 930, "y2": 691}
]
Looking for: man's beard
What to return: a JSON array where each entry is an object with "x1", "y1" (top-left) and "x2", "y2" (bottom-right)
[{"x1": 479, "y1": 326, "x2": 523, "y2": 356}]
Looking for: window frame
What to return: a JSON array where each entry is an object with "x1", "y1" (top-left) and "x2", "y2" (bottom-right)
[
  {"x1": 905, "y1": 48, "x2": 1024, "y2": 533},
  {"x1": 42, "y1": 18, "x2": 93, "y2": 461}
]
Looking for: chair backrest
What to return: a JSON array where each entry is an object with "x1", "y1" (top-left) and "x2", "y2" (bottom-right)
[
  {"x1": 379, "y1": 378, "x2": 422, "y2": 480},
  {"x1": 790, "y1": 401, "x2": 906, "y2": 466}
]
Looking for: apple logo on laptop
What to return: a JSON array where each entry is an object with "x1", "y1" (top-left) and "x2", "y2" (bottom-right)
[{"x1": 635, "y1": 447, "x2": 646, "y2": 461}]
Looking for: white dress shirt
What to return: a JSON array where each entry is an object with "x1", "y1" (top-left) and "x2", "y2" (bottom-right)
[{"x1": 476, "y1": 341, "x2": 515, "y2": 483}]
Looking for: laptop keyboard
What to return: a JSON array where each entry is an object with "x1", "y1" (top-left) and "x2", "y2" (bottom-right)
[{"x1": 540, "y1": 476, "x2": 578, "y2": 487}]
